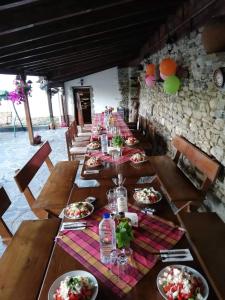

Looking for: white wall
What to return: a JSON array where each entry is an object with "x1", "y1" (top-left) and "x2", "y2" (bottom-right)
[
  {"x1": 0, "y1": 75, "x2": 49, "y2": 119},
  {"x1": 64, "y1": 67, "x2": 122, "y2": 117}
]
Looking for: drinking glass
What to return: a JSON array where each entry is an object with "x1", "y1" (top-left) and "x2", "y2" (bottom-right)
[{"x1": 106, "y1": 188, "x2": 117, "y2": 213}]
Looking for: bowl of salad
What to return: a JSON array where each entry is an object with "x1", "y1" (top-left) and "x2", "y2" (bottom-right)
[
  {"x1": 130, "y1": 153, "x2": 148, "y2": 164},
  {"x1": 125, "y1": 137, "x2": 139, "y2": 146},
  {"x1": 64, "y1": 202, "x2": 94, "y2": 219},
  {"x1": 133, "y1": 187, "x2": 162, "y2": 206},
  {"x1": 48, "y1": 270, "x2": 98, "y2": 300},
  {"x1": 157, "y1": 265, "x2": 209, "y2": 300}
]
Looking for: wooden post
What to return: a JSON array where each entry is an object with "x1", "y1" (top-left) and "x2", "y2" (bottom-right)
[
  {"x1": 47, "y1": 87, "x2": 55, "y2": 129},
  {"x1": 21, "y1": 74, "x2": 34, "y2": 145}
]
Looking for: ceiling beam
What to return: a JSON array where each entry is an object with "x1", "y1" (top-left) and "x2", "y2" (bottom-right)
[
  {"x1": 0, "y1": 19, "x2": 156, "y2": 68},
  {"x1": 0, "y1": 0, "x2": 40, "y2": 11},
  {"x1": 25, "y1": 46, "x2": 140, "y2": 73},
  {"x1": 5, "y1": 33, "x2": 149, "y2": 70}
]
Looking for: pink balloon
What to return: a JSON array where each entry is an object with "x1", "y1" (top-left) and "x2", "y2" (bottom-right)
[
  {"x1": 145, "y1": 75, "x2": 156, "y2": 87},
  {"x1": 160, "y1": 73, "x2": 168, "y2": 80}
]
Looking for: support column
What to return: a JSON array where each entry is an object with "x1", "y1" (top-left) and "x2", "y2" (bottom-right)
[
  {"x1": 47, "y1": 88, "x2": 55, "y2": 129},
  {"x1": 21, "y1": 74, "x2": 34, "y2": 145}
]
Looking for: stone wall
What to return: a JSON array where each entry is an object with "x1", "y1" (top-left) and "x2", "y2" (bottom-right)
[{"x1": 139, "y1": 28, "x2": 225, "y2": 219}]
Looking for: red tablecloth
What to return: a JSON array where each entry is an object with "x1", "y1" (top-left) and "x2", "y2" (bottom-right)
[{"x1": 92, "y1": 113, "x2": 132, "y2": 140}]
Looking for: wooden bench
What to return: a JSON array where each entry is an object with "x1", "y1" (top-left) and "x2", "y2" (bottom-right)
[
  {"x1": 14, "y1": 141, "x2": 79, "y2": 218},
  {"x1": 178, "y1": 212, "x2": 225, "y2": 300},
  {"x1": 0, "y1": 219, "x2": 60, "y2": 300},
  {"x1": 150, "y1": 135, "x2": 220, "y2": 211}
]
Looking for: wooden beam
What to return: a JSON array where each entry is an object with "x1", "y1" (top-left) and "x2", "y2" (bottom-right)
[
  {"x1": 48, "y1": 54, "x2": 133, "y2": 82},
  {"x1": 0, "y1": 18, "x2": 156, "y2": 68},
  {"x1": 46, "y1": 87, "x2": 55, "y2": 129},
  {"x1": 0, "y1": 0, "x2": 40, "y2": 11},
  {"x1": 20, "y1": 74, "x2": 34, "y2": 145},
  {"x1": 3, "y1": 27, "x2": 151, "y2": 69},
  {"x1": 24, "y1": 42, "x2": 145, "y2": 73},
  {"x1": 134, "y1": 0, "x2": 225, "y2": 63}
]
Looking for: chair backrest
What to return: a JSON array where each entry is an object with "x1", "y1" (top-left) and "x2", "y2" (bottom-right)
[
  {"x1": 0, "y1": 186, "x2": 11, "y2": 218},
  {"x1": 14, "y1": 141, "x2": 54, "y2": 218},
  {"x1": 65, "y1": 130, "x2": 72, "y2": 160},
  {"x1": 14, "y1": 141, "x2": 53, "y2": 193},
  {"x1": 172, "y1": 135, "x2": 220, "y2": 191},
  {"x1": 0, "y1": 186, "x2": 13, "y2": 240}
]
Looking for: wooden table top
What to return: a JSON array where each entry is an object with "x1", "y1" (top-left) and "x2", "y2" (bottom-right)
[
  {"x1": 38, "y1": 179, "x2": 218, "y2": 300},
  {"x1": 81, "y1": 155, "x2": 155, "y2": 181}
]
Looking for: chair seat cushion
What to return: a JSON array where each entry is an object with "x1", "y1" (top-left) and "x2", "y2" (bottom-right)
[{"x1": 70, "y1": 146, "x2": 87, "y2": 154}]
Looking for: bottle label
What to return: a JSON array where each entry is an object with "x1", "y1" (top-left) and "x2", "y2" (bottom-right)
[{"x1": 117, "y1": 196, "x2": 128, "y2": 212}]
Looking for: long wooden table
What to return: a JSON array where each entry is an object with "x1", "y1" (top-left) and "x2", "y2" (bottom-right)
[
  {"x1": 38, "y1": 178, "x2": 218, "y2": 299},
  {"x1": 81, "y1": 156, "x2": 155, "y2": 181}
]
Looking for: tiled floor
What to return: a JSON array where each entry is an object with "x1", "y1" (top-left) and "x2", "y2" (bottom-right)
[{"x1": 0, "y1": 128, "x2": 100, "y2": 256}]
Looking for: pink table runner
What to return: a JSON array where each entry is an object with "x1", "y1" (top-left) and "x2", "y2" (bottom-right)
[
  {"x1": 91, "y1": 113, "x2": 132, "y2": 140},
  {"x1": 89, "y1": 147, "x2": 143, "y2": 165},
  {"x1": 57, "y1": 204, "x2": 184, "y2": 297}
]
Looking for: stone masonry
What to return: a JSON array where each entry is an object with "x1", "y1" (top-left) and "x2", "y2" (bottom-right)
[{"x1": 139, "y1": 28, "x2": 225, "y2": 220}]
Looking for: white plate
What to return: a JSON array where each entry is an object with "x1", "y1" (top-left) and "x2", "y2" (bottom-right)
[
  {"x1": 64, "y1": 202, "x2": 94, "y2": 219},
  {"x1": 48, "y1": 270, "x2": 98, "y2": 300},
  {"x1": 133, "y1": 189, "x2": 162, "y2": 204},
  {"x1": 157, "y1": 265, "x2": 209, "y2": 300}
]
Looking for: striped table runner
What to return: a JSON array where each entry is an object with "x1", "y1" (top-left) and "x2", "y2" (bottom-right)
[
  {"x1": 56, "y1": 205, "x2": 184, "y2": 297},
  {"x1": 88, "y1": 147, "x2": 143, "y2": 165}
]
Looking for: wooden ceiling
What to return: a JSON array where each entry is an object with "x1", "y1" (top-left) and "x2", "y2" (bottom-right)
[{"x1": 0, "y1": 0, "x2": 188, "y2": 84}]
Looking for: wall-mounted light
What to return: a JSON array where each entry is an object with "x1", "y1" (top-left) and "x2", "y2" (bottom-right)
[
  {"x1": 166, "y1": 34, "x2": 177, "y2": 54},
  {"x1": 80, "y1": 78, "x2": 84, "y2": 86}
]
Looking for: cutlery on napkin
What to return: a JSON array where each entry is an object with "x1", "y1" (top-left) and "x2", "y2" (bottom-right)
[
  {"x1": 84, "y1": 170, "x2": 100, "y2": 175},
  {"x1": 159, "y1": 249, "x2": 193, "y2": 262},
  {"x1": 61, "y1": 222, "x2": 92, "y2": 231}
]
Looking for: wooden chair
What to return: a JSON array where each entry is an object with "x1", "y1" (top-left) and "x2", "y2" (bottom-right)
[
  {"x1": 0, "y1": 218, "x2": 60, "y2": 300},
  {"x1": 14, "y1": 141, "x2": 79, "y2": 218},
  {"x1": 69, "y1": 124, "x2": 89, "y2": 145},
  {"x1": 0, "y1": 186, "x2": 13, "y2": 245},
  {"x1": 65, "y1": 130, "x2": 87, "y2": 161},
  {"x1": 72, "y1": 120, "x2": 91, "y2": 140}
]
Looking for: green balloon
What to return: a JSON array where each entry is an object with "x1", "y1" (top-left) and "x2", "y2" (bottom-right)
[{"x1": 163, "y1": 75, "x2": 180, "y2": 94}]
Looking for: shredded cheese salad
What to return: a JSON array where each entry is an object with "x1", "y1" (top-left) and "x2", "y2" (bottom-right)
[
  {"x1": 54, "y1": 275, "x2": 95, "y2": 300},
  {"x1": 158, "y1": 266, "x2": 207, "y2": 300}
]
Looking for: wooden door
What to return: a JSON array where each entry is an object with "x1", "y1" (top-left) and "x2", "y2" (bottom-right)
[{"x1": 73, "y1": 87, "x2": 92, "y2": 125}]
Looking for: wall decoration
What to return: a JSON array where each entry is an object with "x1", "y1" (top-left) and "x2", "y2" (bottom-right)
[
  {"x1": 145, "y1": 75, "x2": 156, "y2": 87},
  {"x1": 159, "y1": 58, "x2": 177, "y2": 76},
  {"x1": 163, "y1": 75, "x2": 180, "y2": 94},
  {"x1": 146, "y1": 64, "x2": 155, "y2": 76}
]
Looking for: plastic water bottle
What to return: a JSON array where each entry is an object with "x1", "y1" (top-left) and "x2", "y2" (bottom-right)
[
  {"x1": 99, "y1": 213, "x2": 116, "y2": 264},
  {"x1": 100, "y1": 134, "x2": 108, "y2": 153}
]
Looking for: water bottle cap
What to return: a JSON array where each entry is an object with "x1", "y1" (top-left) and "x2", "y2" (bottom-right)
[{"x1": 103, "y1": 212, "x2": 110, "y2": 219}]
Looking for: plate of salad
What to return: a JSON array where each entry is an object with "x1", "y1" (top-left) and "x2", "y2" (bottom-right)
[
  {"x1": 133, "y1": 187, "x2": 162, "y2": 205},
  {"x1": 157, "y1": 265, "x2": 209, "y2": 300},
  {"x1": 48, "y1": 270, "x2": 98, "y2": 300},
  {"x1": 64, "y1": 202, "x2": 94, "y2": 219}
]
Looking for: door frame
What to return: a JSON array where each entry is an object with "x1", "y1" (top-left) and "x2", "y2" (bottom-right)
[{"x1": 72, "y1": 86, "x2": 93, "y2": 125}]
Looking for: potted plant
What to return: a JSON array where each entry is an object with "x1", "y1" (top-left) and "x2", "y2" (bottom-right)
[
  {"x1": 112, "y1": 135, "x2": 124, "y2": 149},
  {"x1": 116, "y1": 218, "x2": 133, "y2": 258}
]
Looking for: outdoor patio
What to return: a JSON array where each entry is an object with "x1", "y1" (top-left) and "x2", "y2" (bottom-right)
[{"x1": 0, "y1": 128, "x2": 98, "y2": 255}]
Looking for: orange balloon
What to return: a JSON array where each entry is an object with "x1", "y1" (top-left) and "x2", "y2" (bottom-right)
[
  {"x1": 146, "y1": 64, "x2": 155, "y2": 76},
  {"x1": 159, "y1": 58, "x2": 177, "y2": 76}
]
